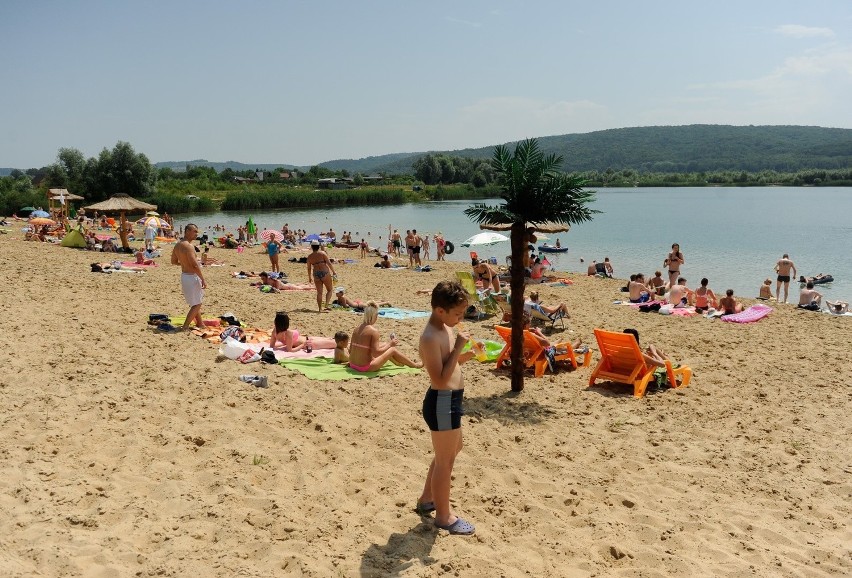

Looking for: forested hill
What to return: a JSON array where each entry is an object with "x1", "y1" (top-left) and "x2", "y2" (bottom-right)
[{"x1": 319, "y1": 125, "x2": 852, "y2": 175}]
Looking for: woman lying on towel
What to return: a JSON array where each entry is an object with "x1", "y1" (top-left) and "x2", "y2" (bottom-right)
[
  {"x1": 258, "y1": 272, "x2": 314, "y2": 291},
  {"x1": 269, "y1": 311, "x2": 336, "y2": 351},
  {"x1": 348, "y1": 302, "x2": 423, "y2": 372},
  {"x1": 333, "y1": 287, "x2": 391, "y2": 308}
]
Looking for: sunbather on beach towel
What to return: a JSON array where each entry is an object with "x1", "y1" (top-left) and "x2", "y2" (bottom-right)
[
  {"x1": 348, "y1": 302, "x2": 422, "y2": 371},
  {"x1": 268, "y1": 311, "x2": 336, "y2": 351},
  {"x1": 333, "y1": 287, "x2": 391, "y2": 308},
  {"x1": 258, "y1": 272, "x2": 313, "y2": 291},
  {"x1": 718, "y1": 289, "x2": 744, "y2": 315}
]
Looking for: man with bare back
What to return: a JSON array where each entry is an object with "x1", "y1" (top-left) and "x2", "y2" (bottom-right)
[
  {"x1": 171, "y1": 223, "x2": 207, "y2": 330},
  {"x1": 775, "y1": 253, "x2": 797, "y2": 304}
]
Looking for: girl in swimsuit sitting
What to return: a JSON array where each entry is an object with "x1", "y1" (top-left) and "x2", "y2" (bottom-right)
[
  {"x1": 269, "y1": 311, "x2": 336, "y2": 351},
  {"x1": 348, "y1": 302, "x2": 423, "y2": 372},
  {"x1": 693, "y1": 277, "x2": 718, "y2": 313}
]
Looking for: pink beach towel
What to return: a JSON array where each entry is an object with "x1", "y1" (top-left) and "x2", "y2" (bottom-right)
[
  {"x1": 121, "y1": 261, "x2": 158, "y2": 268},
  {"x1": 669, "y1": 306, "x2": 695, "y2": 317},
  {"x1": 245, "y1": 343, "x2": 334, "y2": 360},
  {"x1": 721, "y1": 304, "x2": 773, "y2": 323}
]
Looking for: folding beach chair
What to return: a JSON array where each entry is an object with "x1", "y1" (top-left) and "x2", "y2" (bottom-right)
[
  {"x1": 588, "y1": 328, "x2": 692, "y2": 398},
  {"x1": 456, "y1": 271, "x2": 500, "y2": 317},
  {"x1": 526, "y1": 302, "x2": 567, "y2": 331}
]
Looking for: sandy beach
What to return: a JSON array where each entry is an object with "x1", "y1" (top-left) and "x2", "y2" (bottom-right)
[{"x1": 0, "y1": 229, "x2": 850, "y2": 577}]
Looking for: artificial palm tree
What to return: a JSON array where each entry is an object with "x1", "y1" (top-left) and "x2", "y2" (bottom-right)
[{"x1": 465, "y1": 138, "x2": 598, "y2": 392}]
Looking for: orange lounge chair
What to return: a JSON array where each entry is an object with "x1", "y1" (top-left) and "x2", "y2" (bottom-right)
[
  {"x1": 494, "y1": 325, "x2": 590, "y2": 377},
  {"x1": 588, "y1": 328, "x2": 691, "y2": 398}
]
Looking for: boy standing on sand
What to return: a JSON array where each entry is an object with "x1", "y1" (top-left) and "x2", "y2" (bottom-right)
[{"x1": 417, "y1": 280, "x2": 476, "y2": 536}]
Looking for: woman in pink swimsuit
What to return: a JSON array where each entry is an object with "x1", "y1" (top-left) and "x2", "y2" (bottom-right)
[
  {"x1": 348, "y1": 302, "x2": 423, "y2": 372},
  {"x1": 269, "y1": 311, "x2": 336, "y2": 351}
]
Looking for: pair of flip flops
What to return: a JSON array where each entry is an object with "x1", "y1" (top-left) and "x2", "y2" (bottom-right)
[{"x1": 415, "y1": 501, "x2": 475, "y2": 535}]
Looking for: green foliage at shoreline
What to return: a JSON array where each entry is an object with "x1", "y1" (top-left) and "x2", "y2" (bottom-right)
[{"x1": 580, "y1": 167, "x2": 852, "y2": 187}]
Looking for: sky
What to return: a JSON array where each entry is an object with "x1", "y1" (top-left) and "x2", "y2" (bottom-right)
[{"x1": 2, "y1": 0, "x2": 852, "y2": 168}]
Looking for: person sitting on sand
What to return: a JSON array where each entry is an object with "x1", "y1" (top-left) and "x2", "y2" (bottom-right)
[
  {"x1": 757, "y1": 278, "x2": 774, "y2": 301},
  {"x1": 667, "y1": 277, "x2": 693, "y2": 308},
  {"x1": 258, "y1": 272, "x2": 314, "y2": 291},
  {"x1": 628, "y1": 274, "x2": 653, "y2": 303},
  {"x1": 718, "y1": 289, "x2": 744, "y2": 315},
  {"x1": 333, "y1": 287, "x2": 391, "y2": 308},
  {"x1": 529, "y1": 257, "x2": 560, "y2": 284},
  {"x1": 587, "y1": 260, "x2": 598, "y2": 276},
  {"x1": 134, "y1": 248, "x2": 155, "y2": 266},
  {"x1": 693, "y1": 278, "x2": 718, "y2": 314},
  {"x1": 379, "y1": 254, "x2": 392, "y2": 269},
  {"x1": 268, "y1": 311, "x2": 337, "y2": 352},
  {"x1": 825, "y1": 300, "x2": 848, "y2": 315},
  {"x1": 348, "y1": 302, "x2": 422, "y2": 372},
  {"x1": 333, "y1": 331, "x2": 350, "y2": 364},
  {"x1": 647, "y1": 271, "x2": 666, "y2": 296},
  {"x1": 797, "y1": 282, "x2": 823, "y2": 311},
  {"x1": 200, "y1": 246, "x2": 223, "y2": 266}
]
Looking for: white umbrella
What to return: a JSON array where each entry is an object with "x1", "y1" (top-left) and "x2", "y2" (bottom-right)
[{"x1": 460, "y1": 232, "x2": 510, "y2": 247}]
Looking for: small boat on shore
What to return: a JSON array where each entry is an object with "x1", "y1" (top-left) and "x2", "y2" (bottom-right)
[{"x1": 538, "y1": 244, "x2": 568, "y2": 253}]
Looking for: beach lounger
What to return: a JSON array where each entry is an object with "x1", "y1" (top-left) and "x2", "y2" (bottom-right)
[
  {"x1": 588, "y1": 328, "x2": 691, "y2": 398},
  {"x1": 494, "y1": 325, "x2": 588, "y2": 376}
]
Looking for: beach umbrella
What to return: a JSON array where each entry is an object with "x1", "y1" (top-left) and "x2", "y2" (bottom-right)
[
  {"x1": 460, "y1": 232, "x2": 510, "y2": 247},
  {"x1": 20, "y1": 206, "x2": 36, "y2": 212},
  {"x1": 29, "y1": 217, "x2": 56, "y2": 226},
  {"x1": 30, "y1": 209, "x2": 51, "y2": 218},
  {"x1": 136, "y1": 216, "x2": 172, "y2": 230},
  {"x1": 479, "y1": 221, "x2": 570, "y2": 234},
  {"x1": 84, "y1": 194, "x2": 157, "y2": 250},
  {"x1": 260, "y1": 229, "x2": 284, "y2": 243},
  {"x1": 304, "y1": 233, "x2": 324, "y2": 242}
]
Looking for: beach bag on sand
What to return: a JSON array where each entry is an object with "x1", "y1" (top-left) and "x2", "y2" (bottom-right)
[
  {"x1": 219, "y1": 337, "x2": 251, "y2": 360},
  {"x1": 238, "y1": 349, "x2": 261, "y2": 364},
  {"x1": 260, "y1": 349, "x2": 277, "y2": 364}
]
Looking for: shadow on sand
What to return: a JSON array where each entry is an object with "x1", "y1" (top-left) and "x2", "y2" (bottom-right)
[{"x1": 360, "y1": 521, "x2": 438, "y2": 577}]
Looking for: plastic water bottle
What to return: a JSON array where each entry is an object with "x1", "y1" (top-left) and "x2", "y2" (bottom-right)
[
  {"x1": 305, "y1": 336, "x2": 312, "y2": 353},
  {"x1": 389, "y1": 332, "x2": 396, "y2": 341}
]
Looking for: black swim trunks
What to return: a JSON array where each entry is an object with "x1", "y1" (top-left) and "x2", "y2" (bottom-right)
[
  {"x1": 411, "y1": 246, "x2": 420, "y2": 254},
  {"x1": 777, "y1": 275, "x2": 790, "y2": 283},
  {"x1": 393, "y1": 239, "x2": 401, "y2": 248},
  {"x1": 422, "y1": 388, "x2": 463, "y2": 431}
]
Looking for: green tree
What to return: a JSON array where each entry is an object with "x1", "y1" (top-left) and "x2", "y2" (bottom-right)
[
  {"x1": 87, "y1": 141, "x2": 154, "y2": 201},
  {"x1": 465, "y1": 139, "x2": 598, "y2": 392}
]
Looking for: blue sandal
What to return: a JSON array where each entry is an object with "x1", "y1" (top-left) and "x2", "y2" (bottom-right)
[{"x1": 434, "y1": 517, "x2": 475, "y2": 535}]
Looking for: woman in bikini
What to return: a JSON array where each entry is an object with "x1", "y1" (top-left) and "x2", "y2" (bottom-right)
[
  {"x1": 258, "y1": 272, "x2": 314, "y2": 291},
  {"x1": 348, "y1": 302, "x2": 422, "y2": 372},
  {"x1": 306, "y1": 240, "x2": 337, "y2": 311},
  {"x1": 666, "y1": 243, "x2": 684, "y2": 286},
  {"x1": 269, "y1": 311, "x2": 336, "y2": 351},
  {"x1": 472, "y1": 259, "x2": 501, "y2": 293},
  {"x1": 693, "y1": 277, "x2": 718, "y2": 313}
]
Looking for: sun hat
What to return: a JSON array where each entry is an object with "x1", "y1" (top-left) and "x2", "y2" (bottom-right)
[
  {"x1": 310, "y1": 240, "x2": 321, "y2": 247},
  {"x1": 335, "y1": 286, "x2": 345, "y2": 294}
]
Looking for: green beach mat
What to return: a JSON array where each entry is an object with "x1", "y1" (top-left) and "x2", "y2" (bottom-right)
[{"x1": 278, "y1": 356, "x2": 421, "y2": 380}]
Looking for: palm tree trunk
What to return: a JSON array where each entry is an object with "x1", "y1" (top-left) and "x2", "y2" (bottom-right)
[{"x1": 509, "y1": 222, "x2": 526, "y2": 392}]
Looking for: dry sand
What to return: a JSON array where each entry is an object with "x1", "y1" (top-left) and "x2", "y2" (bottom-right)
[{"x1": 0, "y1": 229, "x2": 850, "y2": 577}]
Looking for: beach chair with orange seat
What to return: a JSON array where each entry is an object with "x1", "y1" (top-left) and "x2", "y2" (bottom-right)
[
  {"x1": 588, "y1": 328, "x2": 691, "y2": 398},
  {"x1": 494, "y1": 325, "x2": 591, "y2": 377}
]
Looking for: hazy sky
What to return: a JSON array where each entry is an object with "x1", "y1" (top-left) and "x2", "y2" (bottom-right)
[{"x1": 3, "y1": 0, "x2": 851, "y2": 168}]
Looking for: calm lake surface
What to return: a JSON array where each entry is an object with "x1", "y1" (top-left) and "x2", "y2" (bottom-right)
[{"x1": 174, "y1": 187, "x2": 852, "y2": 302}]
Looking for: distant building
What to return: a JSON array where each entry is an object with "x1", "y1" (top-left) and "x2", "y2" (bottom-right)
[{"x1": 317, "y1": 177, "x2": 353, "y2": 190}]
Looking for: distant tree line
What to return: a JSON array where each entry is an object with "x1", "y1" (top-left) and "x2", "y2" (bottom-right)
[{"x1": 412, "y1": 154, "x2": 496, "y2": 186}]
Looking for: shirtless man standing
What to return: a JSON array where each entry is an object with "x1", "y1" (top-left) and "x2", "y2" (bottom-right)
[
  {"x1": 412, "y1": 229, "x2": 423, "y2": 267},
  {"x1": 391, "y1": 229, "x2": 403, "y2": 257},
  {"x1": 405, "y1": 230, "x2": 416, "y2": 267},
  {"x1": 775, "y1": 253, "x2": 797, "y2": 304},
  {"x1": 171, "y1": 223, "x2": 207, "y2": 331}
]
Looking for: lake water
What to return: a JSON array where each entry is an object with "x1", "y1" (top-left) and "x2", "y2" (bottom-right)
[{"x1": 173, "y1": 187, "x2": 852, "y2": 302}]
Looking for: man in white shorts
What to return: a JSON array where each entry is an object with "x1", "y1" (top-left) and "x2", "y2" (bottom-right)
[{"x1": 171, "y1": 223, "x2": 207, "y2": 330}]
